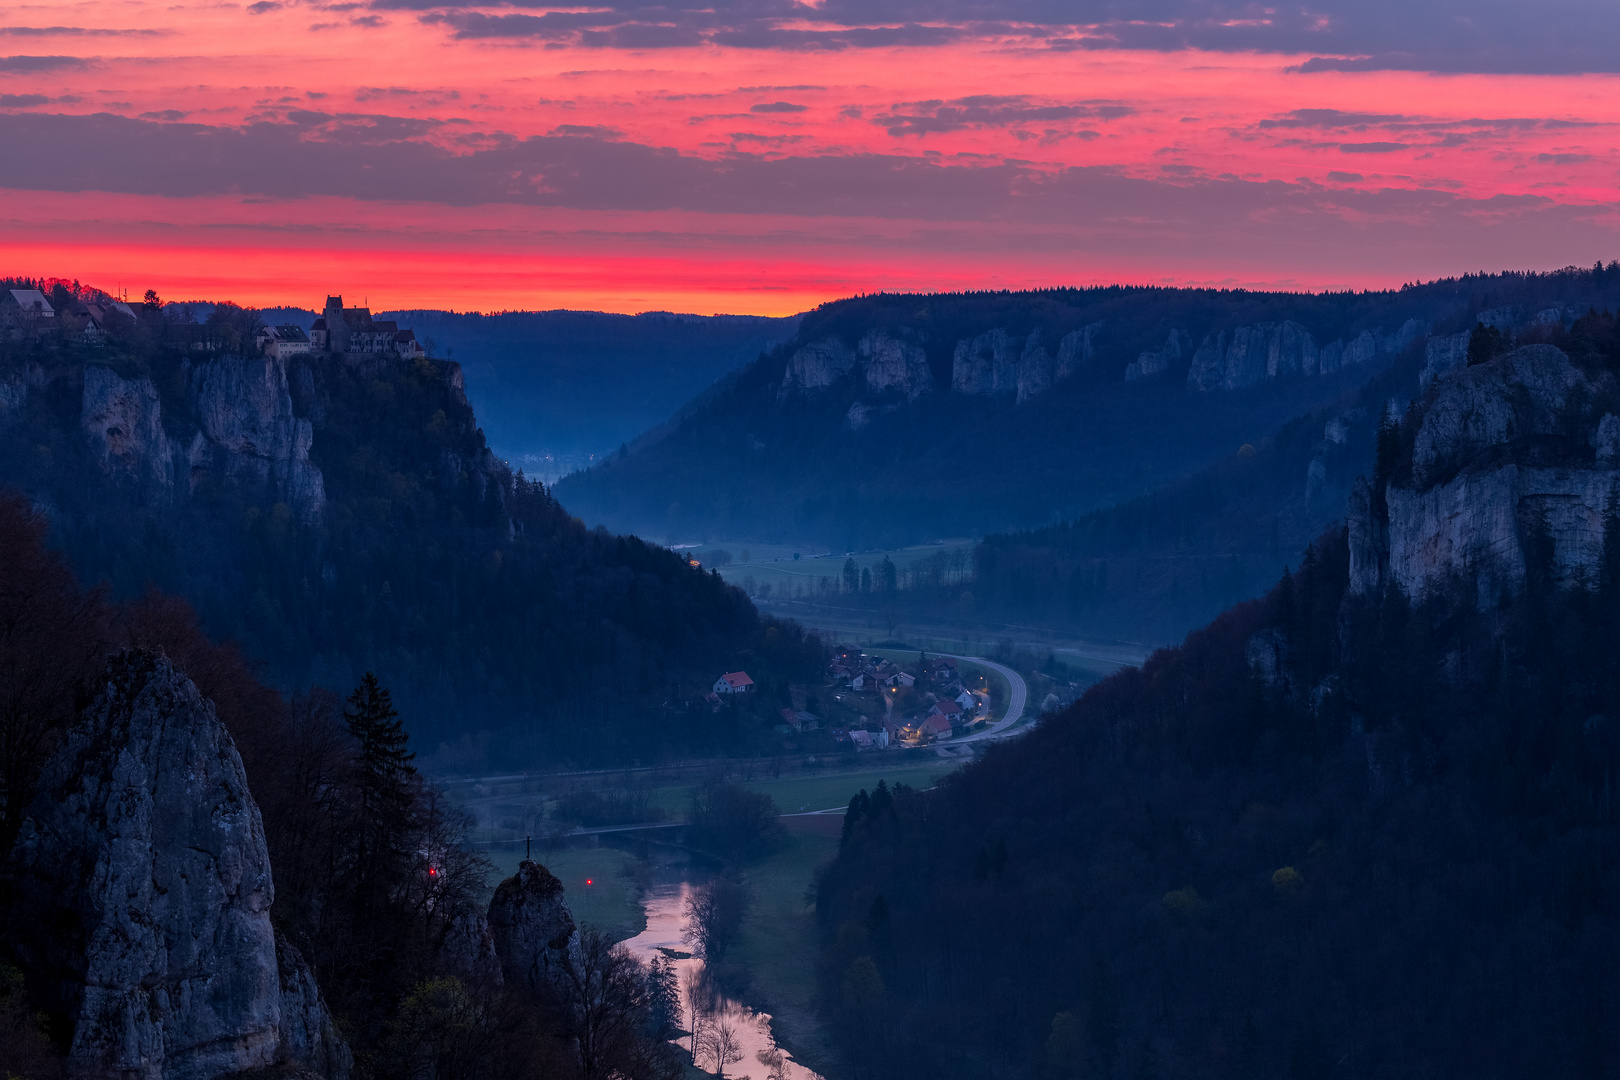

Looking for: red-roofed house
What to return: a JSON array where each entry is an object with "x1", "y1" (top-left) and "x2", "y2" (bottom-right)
[
  {"x1": 713, "y1": 671, "x2": 755, "y2": 694},
  {"x1": 921, "y1": 714, "x2": 953, "y2": 740}
]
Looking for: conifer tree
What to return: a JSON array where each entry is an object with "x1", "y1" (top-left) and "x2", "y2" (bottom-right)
[{"x1": 344, "y1": 672, "x2": 416, "y2": 911}]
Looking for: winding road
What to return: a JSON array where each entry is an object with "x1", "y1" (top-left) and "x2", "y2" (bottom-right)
[{"x1": 934, "y1": 652, "x2": 1030, "y2": 745}]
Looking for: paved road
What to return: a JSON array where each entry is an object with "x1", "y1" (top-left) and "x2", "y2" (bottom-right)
[
  {"x1": 781, "y1": 652, "x2": 1032, "y2": 817},
  {"x1": 934, "y1": 652, "x2": 1030, "y2": 745}
]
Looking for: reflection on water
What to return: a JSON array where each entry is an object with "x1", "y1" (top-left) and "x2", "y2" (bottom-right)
[{"x1": 621, "y1": 881, "x2": 823, "y2": 1080}]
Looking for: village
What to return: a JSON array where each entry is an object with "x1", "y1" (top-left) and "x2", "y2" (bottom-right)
[{"x1": 706, "y1": 644, "x2": 994, "y2": 754}]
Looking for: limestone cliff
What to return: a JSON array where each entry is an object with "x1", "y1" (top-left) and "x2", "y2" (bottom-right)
[
  {"x1": 12, "y1": 652, "x2": 349, "y2": 1080},
  {"x1": 950, "y1": 323, "x2": 1098, "y2": 400},
  {"x1": 1186, "y1": 318, "x2": 1423, "y2": 391},
  {"x1": 1349, "y1": 344, "x2": 1620, "y2": 606},
  {"x1": 75, "y1": 354, "x2": 326, "y2": 520},
  {"x1": 488, "y1": 860, "x2": 579, "y2": 999},
  {"x1": 778, "y1": 330, "x2": 933, "y2": 402}
]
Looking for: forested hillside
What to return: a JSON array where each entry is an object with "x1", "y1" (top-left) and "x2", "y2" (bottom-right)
[
  {"x1": 0, "y1": 282, "x2": 821, "y2": 770},
  {"x1": 810, "y1": 333, "x2": 1620, "y2": 1080},
  {"x1": 198, "y1": 301, "x2": 797, "y2": 478},
  {"x1": 556, "y1": 267, "x2": 1620, "y2": 551}
]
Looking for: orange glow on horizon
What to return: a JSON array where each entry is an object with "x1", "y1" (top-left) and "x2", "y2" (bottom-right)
[{"x1": 0, "y1": 2, "x2": 1616, "y2": 308}]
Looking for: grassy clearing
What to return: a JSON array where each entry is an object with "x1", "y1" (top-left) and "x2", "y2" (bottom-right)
[
  {"x1": 731, "y1": 826, "x2": 843, "y2": 1074},
  {"x1": 484, "y1": 844, "x2": 647, "y2": 940},
  {"x1": 696, "y1": 539, "x2": 975, "y2": 589},
  {"x1": 641, "y1": 757, "x2": 959, "y2": 817}
]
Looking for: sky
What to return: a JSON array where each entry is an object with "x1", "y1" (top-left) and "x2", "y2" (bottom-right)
[{"x1": 1, "y1": 1, "x2": 1618, "y2": 314}]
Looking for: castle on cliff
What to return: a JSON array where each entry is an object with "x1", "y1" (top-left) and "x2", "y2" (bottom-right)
[{"x1": 307, "y1": 295, "x2": 425, "y2": 360}]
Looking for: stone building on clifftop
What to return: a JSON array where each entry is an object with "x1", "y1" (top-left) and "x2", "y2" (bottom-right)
[{"x1": 309, "y1": 294, "x2": 425, "y2": 360}]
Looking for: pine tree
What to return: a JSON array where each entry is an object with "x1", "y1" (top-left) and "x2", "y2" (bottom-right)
[{"x1": 344, "y1": 673, "x2": 417, "y2": 914}]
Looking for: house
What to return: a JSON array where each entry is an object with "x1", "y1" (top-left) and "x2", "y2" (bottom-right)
[
  {"x1": 930, "y1": 699, "x2": 963, "y2": 721},
  {"x1": 850, "y1": 674, "x2": 866, "y2": 692},
  {"x1": 888, "y1": 671, "x2": 916, "y2": 688},
  {"x1": 257, "y1": 324, "x2": 312, "y2": 359},
  {"x1": 849, "y1": 729, "x2": 874, "y2": 749},
  {"x1": 1, "y1": 289, "x2": 55, "y2": 333},
  {"x1": 921, "y1": 714, "x2": 953, "y2": 740},
  {"x1": 955, "y1": 690, "x2": 977, "y2": 713},
  {"x1": 713, "y1": 671, "x2": 755, "y2": 694}
]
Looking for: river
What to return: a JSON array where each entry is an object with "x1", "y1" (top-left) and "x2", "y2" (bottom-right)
[{"x1": 621, "y1": 879, "x2": 825, "y2": 1080}]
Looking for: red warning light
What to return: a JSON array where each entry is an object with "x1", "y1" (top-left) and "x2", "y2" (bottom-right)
[
  {"x1": 586, "y1": 878, "x2": 593, "y2": 885},
  {"x1": 428, "y1": 867, "x2": 437, "y2": 877}
]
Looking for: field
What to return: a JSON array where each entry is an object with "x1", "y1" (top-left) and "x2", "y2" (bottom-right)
[
  {"x1": 729, "y1": 823, "x2": 843, "y2": 1074},
  {"x1": 688, "y1": 539, "x2": 975, "y2": 592},
  {"x1": 483, "y1": 843, "x2": 648, "y2": 939},
  {"x1": 643, "y1": 756, "x2": 960, "y2": 817}
]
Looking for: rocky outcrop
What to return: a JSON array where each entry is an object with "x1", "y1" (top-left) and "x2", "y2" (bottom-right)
[
  {"x1": 193, "y1": 354, "x2": 326, "y2": 517},
  {"x1": 14, "y1": 653, "x2": 282, "y2": 1080},
  {"x1": 81, "y1": 365, "x2": 174, "y2": 490},
  {"x1": 1188, "y1": 318, "x2": 1423, "y2": 391},
  {"x1": 1420, "y1": 331, "x2": 1470, "y2": 387},
  {"x1": 11, "y1": 652, "x2": 351, "y2": 1080},
  {"x1": 951, "y1": 323, "x2": 1098, "y2": 400},
  {"x1": 73, "y1": 356, "x2": 326, "y2": 520},
  {"x1": 488, "y1": 860, "x2": 579, "y2": 999},
  {"x1": 951, "y1": 328, "x2": 1016, "y2": 395},
  {"x1": 1125, "y1": 330, "x2": 1187, "y2": 382},
  {"x1": 778, "y1": 337, "x2": 857, "y2": 398},
  {"x1": 778, "y1": 331, "x2": 933, "y2": 403},
  {"x1": 275, "y1": 934, "x2": 352, "y2": 1080},
  {"x1": 1349, "y1": 345, "x2": 1620, "y2": 606},
  {"x1": 856, "y1": 330, "x2": 933, "y2": 400},
  {"x1": 1187, "y1": 321, "x2": 1317, "y2": 390}
]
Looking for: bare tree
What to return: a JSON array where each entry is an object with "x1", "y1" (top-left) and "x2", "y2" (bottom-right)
[
  {"x1": 683, "y1": 876, "x2": 751, "y2": 962},
  {"x1": 757, "y1": 1044, "x2": 790, "y2": 1080},
  {"x1": 559, "y1": 927, "x2": 653, "y2": 1080},
  {"x1": 707, "y1": 1010, "x2": 743, "y2": 1078}
]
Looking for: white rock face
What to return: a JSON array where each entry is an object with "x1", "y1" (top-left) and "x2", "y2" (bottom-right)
[
  {"x1": 1421, "y1": 331, "x2": 1471, "y2": 387},
  {"x1": 778, "y1": 332, "x2": 933, "y2": 402},
  {"x1": 1410, "y1": 344, "x2": 1593, "y2": 487},
  {"x1": 951, "y1": 323, "x2": 1098, "y2": 399},
  {"x1": 857, "y1": 329, "x2": 934, "y2": 400},
  {"x1": 194, "y1": 355, "x2": 326, "y2": 518},
  {"x1": 1187, "y1": 321, "x2": 1318, "y2": 389},
  {"x1": 1187, "y1": 318, "x2": 1422, "y2": 390},
  {"x1": 1125, "y1": 329, "x2": 1186, "y2": 382},
  {"x1": 1385, "y1": 465, "x2": 1612, "y2": 607},
  {"x1": 81, "y1": 365, "x2": 175, "y2": 490},
  {"x1": 951, "y1": 328, "x2": 1016, "y2": 395},
  {"x1": 1351, "y1": 345, "x2": 1620, "y2": 606},
  {"x1": 74, "y1": 356, "x2": 326, "y2": 520},
  {"x1": 779, "y1": 336, "x2": 858, "y2": 398},
  {"x1": 17, "y1": 654, "x2": 281, "y2": 1080}
]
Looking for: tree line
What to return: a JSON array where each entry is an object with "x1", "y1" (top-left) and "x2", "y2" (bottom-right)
[{"x1": 0, "y1": 491, "x2": 687, "y2": 1079}]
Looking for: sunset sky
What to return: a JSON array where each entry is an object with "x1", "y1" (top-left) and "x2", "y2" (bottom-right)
[{"x1": 2, "y1": 1, "x2": 1618, "y2": 313}]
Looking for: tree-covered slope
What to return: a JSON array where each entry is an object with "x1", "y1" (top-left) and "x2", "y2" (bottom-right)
[
  {"x1": 0, "y1": 287, "x2": 821, "y2": 769},
  {"x1": 196, "y1": 300, "x2": 798, "y2": 477},
  {"x1": 555, "y1": 267, "x2": 1620, "y2": 551},
  {"x1": 811, "y1": 335, "x2": 1620, "y2": 1080}
]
